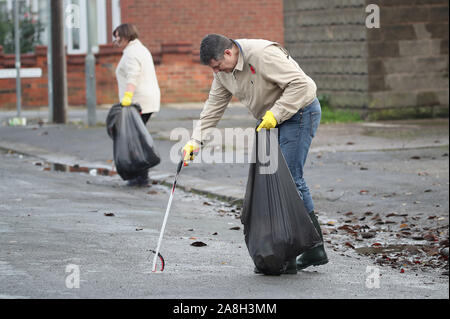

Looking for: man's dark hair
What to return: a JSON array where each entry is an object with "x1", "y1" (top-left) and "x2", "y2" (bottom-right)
[
  {"x1": 113, "y1": 23, "x2": 139, "y2": 42},
  {"x1": 199, "y1": 34, "x2": 233, "y2": 65}
]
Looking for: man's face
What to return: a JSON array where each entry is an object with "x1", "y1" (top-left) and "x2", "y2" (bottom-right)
[{"x1": 208, "y1": 48, "x2": 237, "y2": 74}]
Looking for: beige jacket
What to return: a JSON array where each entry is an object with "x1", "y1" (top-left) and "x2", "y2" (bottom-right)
[
  {"x1": 116, "y1": 39, "x2": 161, "y2": 114},
  {"x1": 192, "y1": 39, "x2": 317, "y2": 143}
]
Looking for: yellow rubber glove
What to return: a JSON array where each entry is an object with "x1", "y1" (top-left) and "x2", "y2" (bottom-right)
[
  {"x1": 121, "y1": 91, "x2": 133, "y2": 106},
  {"x1": 256, "y1": 110, "x2": 277, "y2": 132},
  {"x1": 182, "y1": 140, "x2": 200, "y2": 166}
]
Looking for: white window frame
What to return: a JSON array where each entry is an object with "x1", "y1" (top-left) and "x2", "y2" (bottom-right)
[
  {"x1": 96, "y1": 0, "x2": 107, "y2": 48},
  {"x1": 111, "y1": 0, "x2": 121, "y2": 41},
  {"x1": 65, "y1": 0, "x2": 87, "y2": 54},
  {"x1": 4, "y1": 0, "x2": 32, "y2": 15},
  {"x1": 65, "y1": 0, "x2": 107, "y2": 54}
]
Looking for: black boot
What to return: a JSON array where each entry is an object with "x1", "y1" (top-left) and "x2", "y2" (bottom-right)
[{"x1": 296, "y1": 211, "x2": 329, "y2": 270}]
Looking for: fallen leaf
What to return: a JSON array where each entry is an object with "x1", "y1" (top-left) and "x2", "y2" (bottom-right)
[
  {"x1": 361, "y1": 232, "x2": 376, "y2": 239},
  {"x1": 400, "y1": 231, "x2": 411, "y2": 236},
  {"x1": 372, "y1": 243, "x2": 382, "y2": 247},
  {"x1": 147, "y1": 190, "x2": 159, "y2": 195},
  {"x1": 386, "y1": 212, "x2": 399, "y2": 217},
  {"x1": 327, "y1": 221, "x2": 336, "y2": 226},
  {"x1": 191, "y1": 241, "x2": 207, "y2": 247},
  {"x1": 346, "y1": 142, "x2": 355, "y2": 145},
  {"x1": 399, "y1": 223, "x2": 408, "y2": 228},
  {"x1": 189, "y1": 237, "x2": 198, "y2": 240},
  {"x1": 371, "y1": 213, "x2": 381, "y2": 221},
  {"x1": 203, "y1": 202, "x2": 212, "y2": 206},
  {"x1": 423, "y1": 233, "x2": 438, "y2": 242},
  {"x1": 360, "y1": 190, "x2": 369, "y2": 195},
  {"x1": 345, "y1": 242, "x2": 355, "y2": 249},
  {"x1": 345, "y1": 212, "x2": 353, "y2": 216}
]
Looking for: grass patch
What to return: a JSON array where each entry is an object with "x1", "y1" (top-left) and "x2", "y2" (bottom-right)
[{"x1": 318, "y1": 94, "x2": 363, "y2": 124}]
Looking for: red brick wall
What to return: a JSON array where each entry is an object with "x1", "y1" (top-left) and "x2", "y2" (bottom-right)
[
  {"x1": 0, "y1": 44, "x2": 122, "y2": 109},
  {"x1": 120, "y1": 0, "x2": 284, "y2": 53},
  {"x1": 0, "y1": 45, "x2": 49, "y2": 109},
  {"x1": 121, "y1": 0, "x2": 284, "y2": 103}
]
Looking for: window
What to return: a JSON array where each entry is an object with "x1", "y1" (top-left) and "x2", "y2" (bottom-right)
[{"x1": 64, "y1": 0, "x2": 109, "y2": 54}]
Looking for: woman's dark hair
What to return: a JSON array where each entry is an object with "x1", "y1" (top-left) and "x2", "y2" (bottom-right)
[
  {"x1": 113, "y1": 23, "x2": 139, "y2": 42},
  {"x1": 200, "y1": 34, "x2": 233, "y2": 65}
]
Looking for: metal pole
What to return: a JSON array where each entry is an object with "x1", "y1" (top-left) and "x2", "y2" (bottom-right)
[
  {"x1": 14, "y1": 0, "x2": 21, "y2": 117},
  {"x1": 85, "y1": 0, "x2": 97, "y2": 126},
  {"x1": 47, "y1": 0, "x2": 53, "y2": 123},
  {"x1": 50, "y1": 0, "x2": 67, "y2": 123}
]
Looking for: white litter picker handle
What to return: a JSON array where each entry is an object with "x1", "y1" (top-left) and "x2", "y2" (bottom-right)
[{"x1": 152, "y1": 159, "x2": 184, "y2": 272}]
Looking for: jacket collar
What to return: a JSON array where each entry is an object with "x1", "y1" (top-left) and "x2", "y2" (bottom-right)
[
  {"x1": 232, "y1": 39, "x2": 244, "y2": 73},
  {"x1": 124, "y1": 39, "x2": 140, "y2": 51}
]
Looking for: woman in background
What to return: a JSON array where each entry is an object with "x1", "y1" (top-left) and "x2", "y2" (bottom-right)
[{"x1": 113, "y1": 23, "x2": 161, "y2": 186}]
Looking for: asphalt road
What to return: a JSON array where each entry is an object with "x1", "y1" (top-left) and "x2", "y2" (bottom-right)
[{"x1": 0, "y1": 147, "x2": 448, "y2": 299}]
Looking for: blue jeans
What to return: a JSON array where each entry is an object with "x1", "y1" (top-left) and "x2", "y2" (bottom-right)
[{"x1": 278, "y1": 98, "x2": 321, "y2": 213}]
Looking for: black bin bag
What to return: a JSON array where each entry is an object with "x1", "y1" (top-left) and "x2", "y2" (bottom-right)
[
  {"x1": 241, "y1": 129, "x2": 322, "y2": 275},
  {"x1": 106, "y1": 103, "x2": 160, "y2": 180}
]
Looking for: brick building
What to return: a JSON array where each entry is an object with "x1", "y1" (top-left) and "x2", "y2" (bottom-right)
[
  {"x1": 285, "y1": 0, "x2": 449, "y2": 119},
  {"x1": 0, "y1": 0, "x2": 283, "y2": 109},
  {"x1": 0, "y1": 0, "x2": 448, "y2": 119}
]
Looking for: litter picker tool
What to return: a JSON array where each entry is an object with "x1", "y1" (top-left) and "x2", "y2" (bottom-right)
[{"x1": 151, "y1": 158, "x2": 184, "y2": 272}]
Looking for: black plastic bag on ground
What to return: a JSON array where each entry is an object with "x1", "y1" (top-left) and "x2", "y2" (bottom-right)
[
  {"x1": 106, "y1": 103, "x2": 160, "y2": 180},
  {"x1": 241, "y1": 129, "x2": 322, "y2": 275}
]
